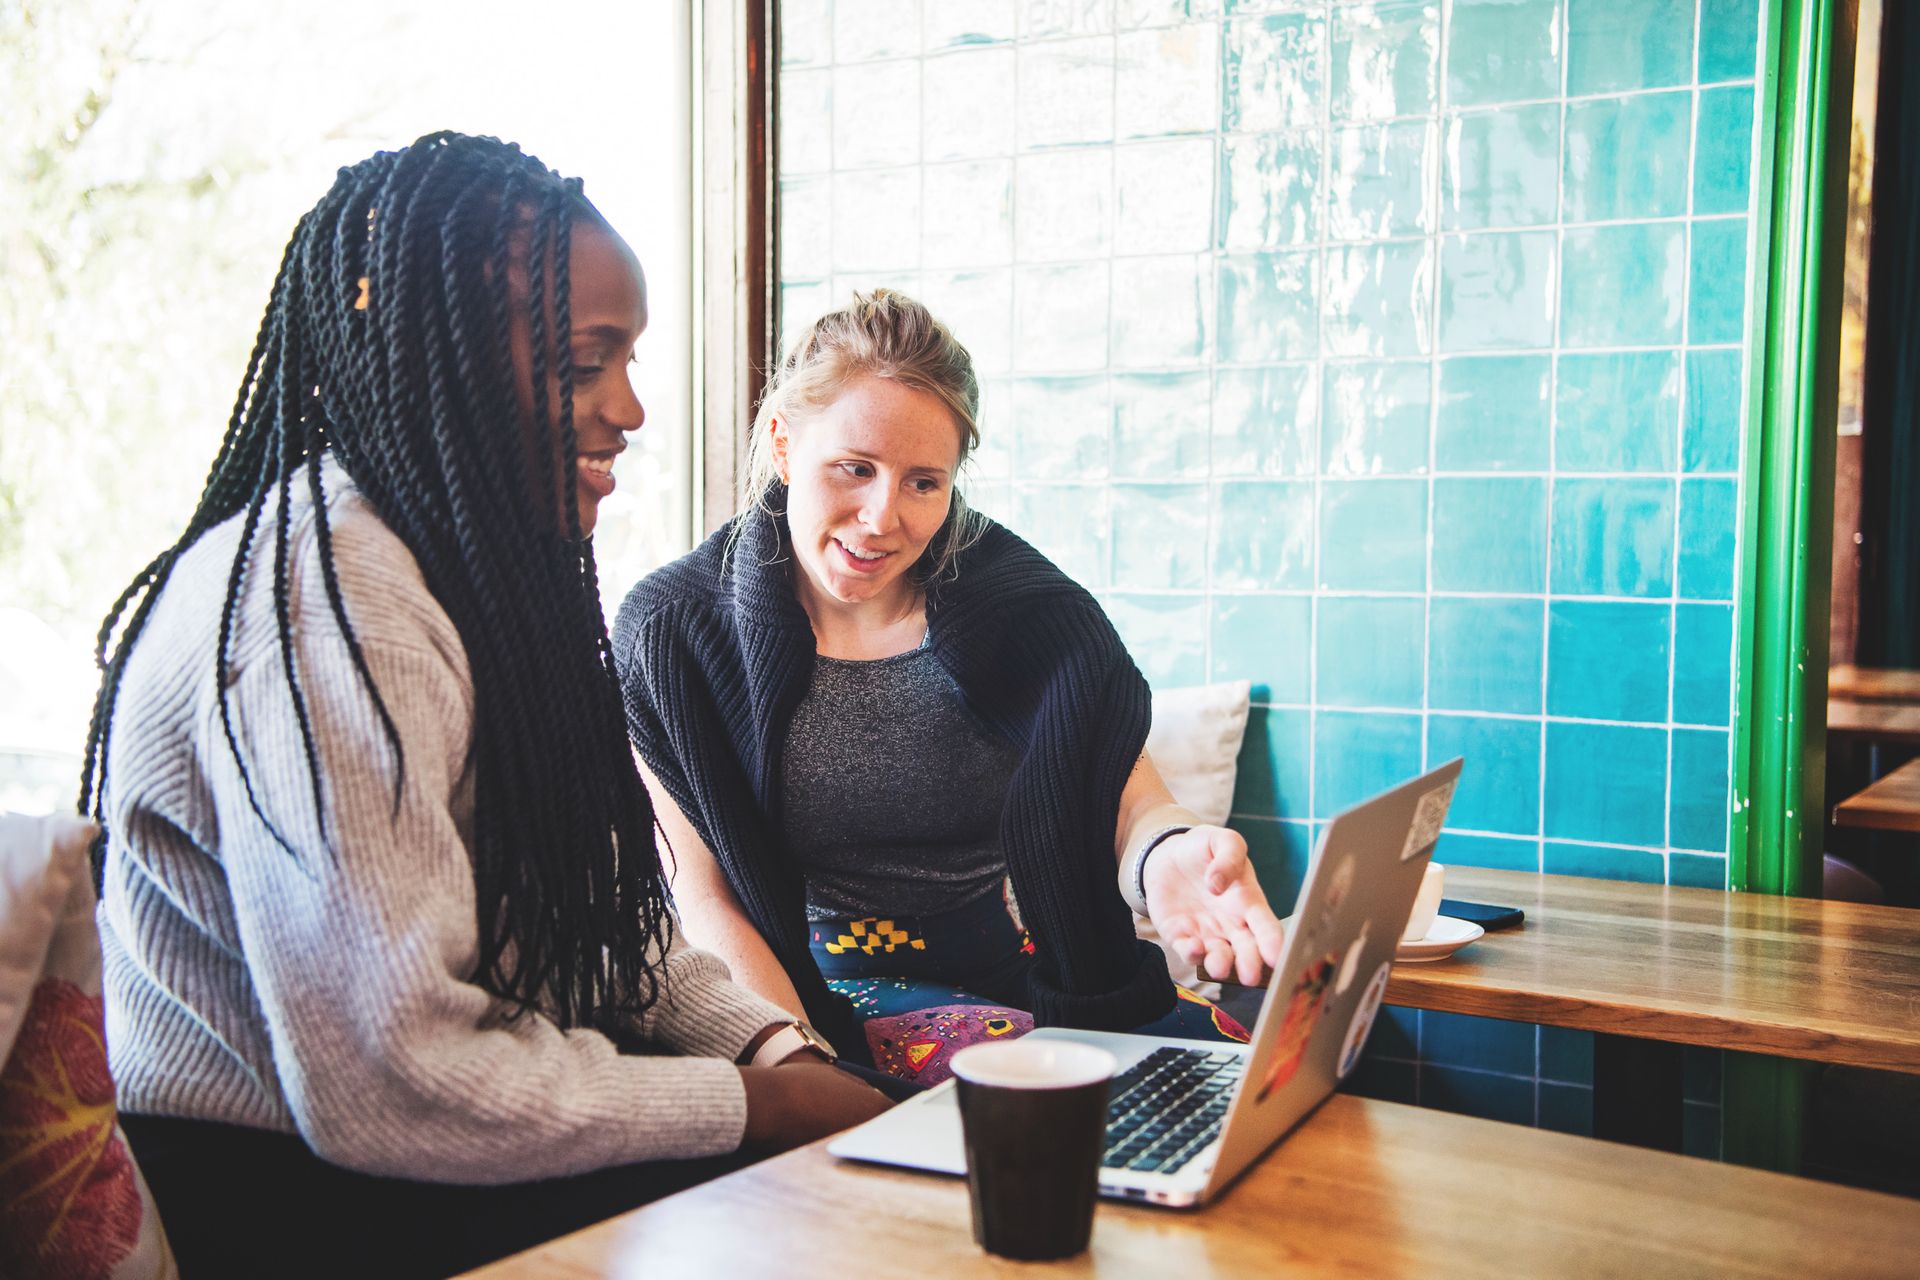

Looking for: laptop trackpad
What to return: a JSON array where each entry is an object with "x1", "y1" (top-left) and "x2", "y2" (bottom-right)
[{"x1": 828, "y1": 1081, "x2": 967, "y2": 1175}]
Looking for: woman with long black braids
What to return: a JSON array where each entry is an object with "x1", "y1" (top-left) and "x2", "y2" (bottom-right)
[{"x1": 83, "y1": 133, "x2": 887, "y2": 1277}]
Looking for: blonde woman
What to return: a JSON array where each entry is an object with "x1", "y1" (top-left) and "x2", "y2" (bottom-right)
[{"x1": 614, "y1": 290, "x2": 1282, "y2": 1084}]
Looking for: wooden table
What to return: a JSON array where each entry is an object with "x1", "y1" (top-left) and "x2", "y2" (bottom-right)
[
  {"x1": 1388, "y1": 868, "x2": 1920, "y2": 1071},
  {"x1": 1834, "y1": 757, "x2": 1920, "y2": 832},
  {"x1": 463, "y1": 1095, "x2": 1920, "y2": 1279},
  {"x1": 1830, "y1": 665, "x2": 1920, "y2": 702},
  {"x1": 1828, "y1": 697, "x2": 1920, "y2": 744},
  {"x1": 1386, "y1": 868, "x2": 1920, "y2": 1149}
]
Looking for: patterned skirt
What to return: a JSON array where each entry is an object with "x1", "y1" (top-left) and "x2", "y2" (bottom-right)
[{"x1": 809, "y1": 886, "x2": 1248, "y2": 1086}]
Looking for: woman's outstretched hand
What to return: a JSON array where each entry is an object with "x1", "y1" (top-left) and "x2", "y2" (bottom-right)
[{"x1": 1143, "y1": 825, "x2": 1286, "y2": 987}]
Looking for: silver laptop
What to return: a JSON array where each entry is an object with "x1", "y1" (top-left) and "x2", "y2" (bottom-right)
[{"x1": 828, "y1": 758, "x2": 1462, "y2": 1208}]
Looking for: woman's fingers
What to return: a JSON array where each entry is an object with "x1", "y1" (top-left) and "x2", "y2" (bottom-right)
[
  {"x1": 1202, "y1": 827, "x2": 1249, "y2": 894},
  {"x1": 1248, "y1": 903, "x2": 1287, "y2": 966}
]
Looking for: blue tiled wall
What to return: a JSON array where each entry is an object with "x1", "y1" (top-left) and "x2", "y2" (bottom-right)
[{"x1": 777, "y1": 0, "x2": 1761, "y2": 1146}]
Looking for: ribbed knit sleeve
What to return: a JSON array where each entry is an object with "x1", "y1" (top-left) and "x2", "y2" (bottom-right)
[{"x1": 99, "y1": 479, "x2": 790, "y2": 1184}]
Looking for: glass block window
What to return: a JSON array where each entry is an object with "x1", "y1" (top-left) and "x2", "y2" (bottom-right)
[{"x1": 775, "y1": 0, "x2": 1764, "y2": 904}]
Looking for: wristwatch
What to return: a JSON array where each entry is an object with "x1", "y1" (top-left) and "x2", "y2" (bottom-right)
[{"x1": 748, "y1": 1021, "x2": 836, "y2": 1068}]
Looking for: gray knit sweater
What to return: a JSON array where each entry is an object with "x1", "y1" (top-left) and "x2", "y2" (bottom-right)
[{"x1": 98, "y1": 460, "x2": 789, "y2": 1183}]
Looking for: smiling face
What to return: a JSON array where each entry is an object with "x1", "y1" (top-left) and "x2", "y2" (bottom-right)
[
  {"x1": 773, "y1": 374, "x2": 965, "y2": 621},
  {"x1": 508, "y1": 217, "x2": 648, "y2": 537}
]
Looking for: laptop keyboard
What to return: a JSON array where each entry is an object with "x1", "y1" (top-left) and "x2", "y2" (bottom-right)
[{"x1": 1101, "y1": 1046, "x2": 1244, "y2": 1175}]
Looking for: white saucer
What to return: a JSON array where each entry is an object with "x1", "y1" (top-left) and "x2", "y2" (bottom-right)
[{"x1": 1395, "y1": 915, "x2": 1485, "y2": 963}]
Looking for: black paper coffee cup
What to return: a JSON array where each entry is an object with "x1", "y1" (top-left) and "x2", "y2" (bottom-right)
[{"x1": 950, "y1": 1040, "x2": 1117, "y2": 1261}]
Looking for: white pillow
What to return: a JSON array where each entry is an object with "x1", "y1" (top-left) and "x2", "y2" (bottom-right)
[
  {"x1": 1138, "y1": 681, "x2": 1252, "y2": 998},
  {"x1": 1145, "y1": 680, "x2": 1251, "y2": 826}
]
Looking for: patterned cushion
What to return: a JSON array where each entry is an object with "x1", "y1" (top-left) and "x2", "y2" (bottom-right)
[{"x1": 0, "y1": 812, "x2": 175, "y2": 1279}]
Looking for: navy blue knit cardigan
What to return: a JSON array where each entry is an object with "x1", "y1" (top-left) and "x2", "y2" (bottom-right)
[{"x1": 611, "y1": 499, "x2": 1176, "y2": 1056}]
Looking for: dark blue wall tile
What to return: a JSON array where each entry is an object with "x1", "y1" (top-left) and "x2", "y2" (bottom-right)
[
  {"x1": 1539, "y1": 1083, "x2": 1595, "y2": 1137},
  {"x1": 1423, "y1": 1011, "x2": 1536, "y2": 1075},
  {"x1": 1342, "y1": 1055, "x2": 1419, "y2": 1105},
  {"x1": 1540, "y1": 1026, "x2": 1595, "y2": 1085},
  {"x1": 1234, "y1": 817, "x2": 1313, "y2": 914},
  {"x1": 1421, "y1": 1065, "x2": 1535, "y2": 1126}
]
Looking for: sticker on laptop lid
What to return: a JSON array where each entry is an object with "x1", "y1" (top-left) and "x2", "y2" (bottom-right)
[
  {"x1": 1255, "y1": 952, "x2": 1339, "y2": 1103},
  {"x1": 1400, "y1": 780, "x2": 1455, "y2": 861}
]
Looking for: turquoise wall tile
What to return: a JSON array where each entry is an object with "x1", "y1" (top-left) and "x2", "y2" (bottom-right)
[
  {"x1": 1689, "y1": 219, "x2": 1749, "y2": 344},
  {"x1": 1219, "y1": 131, "x2": 1322, "y2": 251},
  {"x1": 1551, "y1": 478, "x2": 1677, "y2": 598},
  {"x1": 1428, "y1": 715, "x2": 1540, "y2": 835},
  {"x1": 1544, "y1": 722, "x2": 1667, "y2": 847},
  {"x1": 1694, "y1": 86, "x2": 1756, "y2": 216},
  {"x1": 1422, "y1": 1064, "x2": 1535, "y2": 1125},
  {"x1": 1223, "y1": 12, "x2": 1326, "y2": 133},
  {"x1": 1432, "y1": 477, "x2": 1547, "y2": 593},
  {"x1": 1212, "y1": 594, "x2": 1313, "y2": 702},
  {"x1": 1327, "y1": 122, "x2": 1435, "y2": 241},
  {"x1": 1541, "y1": 1025, "x2": 1594, "y2": 1085},
  {"x1": 1315, "y1": 710, "x2": 1423, "y2": 818},
  {"x1": 1678, "y1": 477, "x2": 1738, "y2": 600},
  {"x1": 1671, "y1": 851, "x2": 1729, "y2": 889},
  {"x1": 1547, "y1": 601, "x2": 1672, "y2": 722},
  {"x1": 1563, "y1": 92, "x2": 1693, "y2": 222},
  {"x1": 1424, "y1": 1010, "x2": 1534, "y2": 1075},
  {"x1": 1112, "y1": 484, "x2": 1208, "y2": 588},
  {"x1": 1330, "y1": 1, "x2": 1439, "y2": 124},
  {"x1": 1322, "y1": 361, "x2": 1431, "y2": 475},
  {"x1": 1555, "y1": 350, "x2": 1682, "y2": 472},
  {"x1": 1012, "y1": 375, "x2": 1111, "y2": 476},
  {"x1": 1015, "y1": 484, "x2": 1112, "y2": 586},
  {"x1": 1560, "y1": 222, "x2": 1686, "y2": 348},
  {"x1": 1673, "y1": 603, "x2": 1733, "y2": 725},
  {"x1": 1683, "y1": 349, "x2": 1744, "y2": 473},
  {"x1": 1017, "y1": 39, "x2": 1116, "y2": 149},
  {"x1": 1439, "y1": 232, "x2": 1556, "y2": 351},
  {"x1": 1106, "y1": 592, "x2": 1207, "y2": 686},
  {"x1": 924, "y1": 2, "x2": 1016, "y2": 48},
  {"x1": 1218, "y1": 252, "x2": 1320, "y2": 361},
  {"x1": 1014, "y1": 262, "x2": 1110, "y2": 368},
  {"x1": 1544, "y1": 840, "x2": 1667, "y2": 882},
  {"x1": 1319, "y1": 479, "x2": 1427, "y2": 590},
  {"x1": 1212, "y1": 479, "x2": 1316, "y2": 588},
  {"x1": 1445, "y1": 0, "x2": 1560, "y2": 108},
  {"x1": 1442, "y1": 104, "x2": 1560, "y2": 231},
  {"x1": 1232, "y1": 705, "x2": 1312, "y2": 819},
  {"x1": 1540, "y1": 1084, "x2": 1595, "y2": 1137},
  {"x1": 1233, "y1": 817, "x2": 1313, "y2": 913},
  {"x1": 1214, "y1": 364, "x2": 1318, "y2": 476},
  {"x1": 1435, "y1": 356, "x2": 1551, "y2": 470},
  {"x1": 1567, "y1": 0, "x2": 1695, "y2": 95},
  {"x1": 1111, "y1": 254, "x2": 1215, "y2": 367},
  {"x1": 1322, "y1": 242, "x2": 1434, "y2": 357},
  {"x1": 1317, "y1": 596, "x2": 1425, "y2": 708},
  {"x1": 1429, "y1": 597, "x2": 1543, "y2": 715},
  {"x1": 1114, "y1": 371, "x2": 1211, "y2": 478},
  {"x1": 1435, "y1": 831, "x2": 1539, "y2": 872},
  {"x1": 1699, "y1": 0, "x2": 1761, "y2": 82},
  {"x1": 1670, "y1": 728, "x2": 1730, "y2": 852}
]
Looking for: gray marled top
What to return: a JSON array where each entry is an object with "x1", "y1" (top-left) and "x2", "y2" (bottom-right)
[{"x1": 782, "y1": 644, "x2": 1020, "y2": 921}]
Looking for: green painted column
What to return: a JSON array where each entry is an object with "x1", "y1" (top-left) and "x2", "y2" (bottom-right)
[{"x1": 1725, "y1": 0, "x2": 1856, "y2": 1171}]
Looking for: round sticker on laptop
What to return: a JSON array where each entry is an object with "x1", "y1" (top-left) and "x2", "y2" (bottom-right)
[{"x1": 1336, "y1": 961, "x2": 1393, "y2": 1080}]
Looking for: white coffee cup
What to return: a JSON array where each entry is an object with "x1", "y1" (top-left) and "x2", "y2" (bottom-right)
[{"x1": 1402, "y1": 862, "x2": 1446, "y2": 943}]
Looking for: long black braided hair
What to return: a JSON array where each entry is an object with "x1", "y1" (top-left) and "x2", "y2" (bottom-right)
[{"x1": 78, "y1": 132, "x2": 672, "y2": 1030}]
